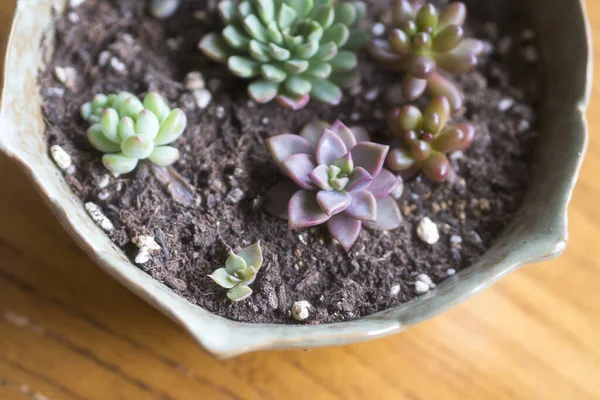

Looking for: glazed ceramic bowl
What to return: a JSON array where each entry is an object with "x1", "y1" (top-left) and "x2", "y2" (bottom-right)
[{"x1": 0, "y1": 0, "x2": 592, "y2": 358}]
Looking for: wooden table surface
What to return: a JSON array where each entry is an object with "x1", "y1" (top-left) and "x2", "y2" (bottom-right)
[{"x1": 1, "y1": 1, "x2": 600, "y2": 399}]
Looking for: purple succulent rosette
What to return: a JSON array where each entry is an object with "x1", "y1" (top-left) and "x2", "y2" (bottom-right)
[{"x1": 266, "y1": 120, "x2": 403, "y2": 252}]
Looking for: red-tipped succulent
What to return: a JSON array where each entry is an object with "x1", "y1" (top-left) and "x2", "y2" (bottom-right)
[
  {"x1": 386, "y1": 96, "x2": 476, "y2": 181},
  {"x1": 266, "y1": 120, "x2": 403, "y2": 252},
  {"x1": 367, "y1": 0, "x2": 483, "y2": 110}
]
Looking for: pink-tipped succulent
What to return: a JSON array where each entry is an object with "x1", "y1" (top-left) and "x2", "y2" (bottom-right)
[
  {"x1": 266, "y1": 120, "x2": 403, "y2": 252},
  {"x1": 367, "y1": 1, "x2": 483, "y2": 111},
  {"x1": 386, "y1": 96, "x2": 476, "y2": 181}
]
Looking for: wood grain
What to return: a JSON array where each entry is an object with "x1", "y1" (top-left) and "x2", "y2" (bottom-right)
[{"x1": 1, "y1": 1, "x2": 600, "y2": 399}]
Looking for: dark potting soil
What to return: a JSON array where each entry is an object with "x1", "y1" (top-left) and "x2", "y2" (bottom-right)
[{"x1": 41, "y1": 0, "x2": 541, "y2": 324}]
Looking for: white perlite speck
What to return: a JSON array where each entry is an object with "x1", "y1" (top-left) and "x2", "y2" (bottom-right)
[
  {"x1": 364, "y1": 87, "x2": 380, "y2": 101},
  {"x1": 85, "y1": 202, "x2": 114, "y2": 232},
  {"x1": 69, "y1": 0, "x2": 87, "y2": 7},
  {"x1": 96, "y1": 174, "x2": 110, "y2": 189},
  {"x1": 498, "y1": 98, "x2": 514, "y2": 112},
  {"x1": 372, "y1": 22, "x2": 385, "y2": 37},
  {"x1": 135, "y1": 248, "x2": 151, "y2": 264},
  {"x1": 390, "y1": 284, "x2": 401, "y2": 296},
  {"x1": 110, "y1": 57, "x2": 127, "y2": 73},
  {"x1": 415, "y1": 281, "x2": 430, "y2": 294},
  {"x1": 193, "y1": 89, "x2": 212, "y2": 109},
  {"x1": 132, "y1": 235, "x2": 161, "y2": 251},
  {"x1": 417, "y1": 217, "x2": 439, "y2": 245},
  {"x1": 185, "y1": 71, "x2": 205, "y2": 91},
  {"x1": 447, "y1": 268, "x2": 457, "y2": 276},
  {"x1": 450, "y1": 235, "x2": 463, "y2": 246},
  {"x1": 54, "y1": 66, "x2": 76, "y2": 88},
  {"x1": 98, "y1": 51, "x2": 111, "y2": 66},
  {"x1": 216, "y1": 107, "x2": 226, "y2": 119},
  {"x1": 67, "y1": 12, "x2": 80, "y2": 23},
  {"x1": 291, "y1": 301, "x2": 311, "y2": 321},
  {"x1": 417, "y1": 273, "x2": 435, "y2": 288},
  {"x1": 50, "y1": 145, "x2": 72, "y2": 171}
]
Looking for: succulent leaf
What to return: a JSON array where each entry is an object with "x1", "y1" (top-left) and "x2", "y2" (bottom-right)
[
  {"x1": 199, "y1": 0, "x2": 368, "y2": 109},
  {"x1": 102, "y1": 153, "x2": 139, "y2": 174},
  {"x1": 148, "y1": 146, "x2": 180, "y2": 166},
  {"x1": 327, "y1": 212, "x2": 361, "y2": 252},
  {"x1": 227, "y1": 285, "x2": 253, "y2": 302}
]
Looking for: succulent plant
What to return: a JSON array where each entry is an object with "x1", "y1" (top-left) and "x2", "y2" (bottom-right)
[
  {"x1": 266, "y1": 120, "x2": 402, "y2": 251},
  {"x1": 209, "y1": 241, "x2": 264, "y2": 301},
  {"x1": 80, "y1": 92, "x2": 187, "y2": 175},
  {"x1": 386, "y1": 96, "x2": 475, "y2": 181},
  {"x1": 199, "y1": 0, "x2": 369, "y2": 110},
  {"x1": 367, "y1": 0, "x2": 483, "y2": 110}
]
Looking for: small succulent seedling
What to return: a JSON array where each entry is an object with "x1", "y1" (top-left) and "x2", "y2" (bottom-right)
[
  {"x1": 266, "y1": 120, "x2": 402, "y2": 251},
  {"x1": 209, "y1": 241, "x2": 263, "y2": 301},
  {"x1": 368, "y1": 0, "x2": 483, "y2": 110},
  {"x1": 199, "y1": 0, "x2": 369, "y2": 110},
  {"x1": 80, "y1": 92, "x2": 187, "y2": 174},
  {"x1": 386, "y1": 96, "x2": 475, "y2": 181}
]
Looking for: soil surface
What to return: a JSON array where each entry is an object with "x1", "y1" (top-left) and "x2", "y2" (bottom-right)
[{"x1": 41, "y1": 0, "x2": 541, "y2": 324}]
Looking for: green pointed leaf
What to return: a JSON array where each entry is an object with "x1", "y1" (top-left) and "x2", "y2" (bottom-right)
[
  {"x1": 256, "y1": 0, "x2": 275, "y2": 24},
  {"x1": 350, "y1": 1, "x2": 366, "y2": 24},
  {"x1": 249, "y1": 39, "x2": 271, "y2": 62},
  {"x1": 277, "y1": 3, "x2": 297, "y2": 30},
  {"x1": 227, "y1": 285, "x2": 253, "y2": 301},
  {"x1": 309, "y1": 78, "x2": 342, "y2": 105},
  {"x1": 102, "y1": 153, "x2": 138, "y2": 174},
  {"x1": 242, "y1": 266, "x2": 258, "y2": 285},
  {"x1": 199, "y1": 33, "x2": 232, "y2": 62},
  {"x1": 228, "y1": 55, "x2": 261, "y2": 77},
  {"x1": 334, "y1": 3, "x2": 357, "y2": 25},
  {"x1": 304, "y1": 21, "x2": 324, "y2": 42},
  {"x1": 344, "y1": 28, "x2": 370, "y2": 51},
  {"x1": 218, "y1": 0, "x2": 235, "y2": 23},
  {"x1": 223, "y1": 25, "x2": 250, "y2": 50},
  {"x1": 226, "y1": 252, "x2": 247, "y2": 274},
  {"x1": 313, "y1": 5, "x2": 334, "y2": 28},
  {"x1": 329, "y1": 50, "x2": 357, "y2": 71},
  {"x1": 286, "y1": 0, "x2": 314, "y2": 18},
  {"x1": 416, "y1": 3, "x2": 439, "y2": 31},
  {"x1": 118, "y1": 117, "x2": 136, "y2": 141},
  {"x1": 112, "y1": 91, "x2": 136, "y2": 111},
  {"x1": 100, "y1": 108, "x2": 120, "y2": 143},
  {"x1": 248, "y1": 80, "x2": 279, "y2": 103},
  {"x1": 269, "y1": 43, "x2": 291, "y2": 61},
  {"x1": 237, "y1": 1, "x2": 252, "y2": 18},
  {"x1": 313, "y1": 41, "x2": 338, "y2": 61},
  {"x1": 155, "y1": 109, "x2": 187, "y2": 145},
  {"x1": 305, "y1": 62, "x2": 332, "y2": 78},
  {"x1": 261, "y1": 64, "x2": 287, "y2": 82},
  {"x1": 119, "y1": 97, "x2": 144, "y2": 119},
  {"x1": 209, "y1": 268, "x2": 237, "y2": 289},
  {"x1": 313, "y1": 0, "x2": 333, "y2": 7},
  {"x1": 143, "y1": 92, "x2": 171, "y2": 123},
  {"x1": 284, "y1": 59, "x2": 310, "y2": 74},
  {"x1": 283, "y1": 32, "x2": 303, "y2": 49},
  {"x1": 121, "y1": 134, "x2": 154, "y2": 159},
  {"x1": 285, "y1": 76, "x2": 312, "y2": 96},
  {"x1": 87, "y1": 124, "x2": 121, "y2": 153},
  {"x1": 296, "y1": 40, "x2": 319, "y2": 59},
  {"x1": 148, "y1": 146, "x2": 180, "y2": 166},
  {"x1": 243, "y1": 14, "x2": 269, "y2": 42},
  {"x1": 135, "y1": 109, "x2": 160, "y2": 139},
  {"x1": 266, "y1": 21, "x2": 283, "y2": 45},
  {"x1": 237, "y1": 241, "x2": 263, "y2": 269},
  {"x1": 81, "y1": 102, "x2": 93, "y2": 121},
  {"x1": 322, "y1": 23, "x2": 349, "y2": 47}
]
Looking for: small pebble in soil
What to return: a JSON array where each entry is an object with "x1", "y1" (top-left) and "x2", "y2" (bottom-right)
[
  {"x1": 132, "y1": 235, "x2": 161, "y2": 251},
  {"x1": 215, "y1": 107, "x2": 225, "y2": 119},
  {"x1": 351, "y1": 112, "x2": 360, "y2": 121},
  {"x1": 193, "y1": 89, "x2": 212, "y2": 109},
  {"x1": 414, "y1": 281, "x2": 430, "y2": 294},
  {"x1": 498, "y1": 98, "x2": 514, "y2": 112},
  {"x1": 54, "y1": 66, "x2": 76, "y2": 89},
  {"x1": 498, "y1": 36, "x2": 512, "y2": 55},
  {"x1": 69, "y1": 0, "x2": 87, "y2": 7},
  {"x1": 50, "y1": 145, "x2": 73, "y2": 173},
  {"x1": 97, "y1": 190, "x2": 110, "y2": 200},
  {"x1": 390, "y1": 284, "x2": 401, "y2": 296},
  {"x1": 47, "y1": 87, "x2": 65, "y2": 97},
  {"x1": 135, "y1": 247, "x2": 151, "y2": 264},
  {"x1": 96, "y1": 174, "x2": 110, "y2": 189},
  {"x1": 517, "y1": 119, "x2": 531, "y2": 133},
  {"x1": 522, "y1": 46, "x2": 539, "y2": 63},
  {"x1": 225, "y1": 188, "x2": 244, "y2": 204},
  {"x1": 291, "y1": 301, "x2": 311, "y2": 321},
  {"x1": 417, "y1": 217, "x2": 440, "y2": 245},
  {"x1": 450, "y1": 235, "x2": 463, "y2": 247},
  {"x1": 185, "y1": 71, "x2": 205, "y2": 91},
  {"x1": 84, "y1": 202, "x2": 114, "y2": 232},
  {"x1": 447, "y1": 268, "x2": 457, "y2": 276},
  {"x1": 98, "y1": 51, "x2": 111, "y2": 66},
  {"x1": 262, "y1": 117, "x2": 270, "y2": 125},
  {"x1": 68, "y1": 12, "x2": 80, "y2": 23},
  {"x1": 522, "y1": 29, "x2": 536, "y2": 40},
  {"x1": 372, "y1": 22, "x2": 385, "y2": 37},
  {"x1": 364, "y1": 88, "x2": 380, "y2": 102}
]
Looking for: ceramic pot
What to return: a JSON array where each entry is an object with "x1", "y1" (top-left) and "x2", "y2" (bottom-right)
[{"x1": 0, "y1": 0, "x2": 592, "y2": 358}]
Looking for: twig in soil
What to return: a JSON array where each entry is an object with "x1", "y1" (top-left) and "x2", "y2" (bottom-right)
[{"x1": 155, "y1": 228, "x2": 171, "y2": 261}]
